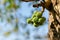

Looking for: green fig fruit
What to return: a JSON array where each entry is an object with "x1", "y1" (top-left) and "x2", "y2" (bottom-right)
[
  {"x1": 38, "y1": 17, "x2": 46, "y2": 25},
  {"x1": 27, "y1": 18, "x2": 33, "y2": 24},
  {"x1": 32, "y1": 11, "x2": 38, "y2": 18},
  {"x1": 33, "y1": 23, "x2": 38, "y2": 27},
  {"x1": 32, "y1": 17, "x2": 38, "y2": 23},
  {"x1": 36, "y1": 11, "x2": 42, "y2": 18}
]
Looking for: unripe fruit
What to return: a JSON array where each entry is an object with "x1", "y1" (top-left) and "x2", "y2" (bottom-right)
[
  {"x1": 36, "y1": 12, "x2": 42, "y2": 18},
  {"x1": 32, "y1": 17, "x2": 38, "y2": 23},
  {"x1": 32, "y1": 14, "x2": 36, "y2": 18},
  {"x1": 27, "y1": 18, "x2": 32, "y2": 24},
  {"x1": 27, "y1": 11, "x2": 46, "y2": 27},
  {"x1": 33, "y1": 23, "x2": 38, "y2": 27},
  {"x1": 38, "y1": 17, "x2": 46, "y2": 24},
  {"x1": 32, "y1": 11, "x2": 38, "y2": 18}
]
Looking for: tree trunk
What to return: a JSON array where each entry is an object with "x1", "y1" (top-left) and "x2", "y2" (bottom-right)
[{"x1": 48, "y1": 0, "x2": 60, "y2": 40}]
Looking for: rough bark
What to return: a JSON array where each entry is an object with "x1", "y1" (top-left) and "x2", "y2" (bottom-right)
[{"x1": 48, "y1": 0, "x2": 60, "y2": 40}]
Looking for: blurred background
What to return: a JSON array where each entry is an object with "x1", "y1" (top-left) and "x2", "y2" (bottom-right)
[{"x1": 0, "y1": 0, "x2": 49, "y2": 40}]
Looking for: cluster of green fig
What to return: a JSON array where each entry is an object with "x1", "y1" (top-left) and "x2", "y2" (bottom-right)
[{"x1": 27, "y1": 11, "x2": 46, "y2": 27}]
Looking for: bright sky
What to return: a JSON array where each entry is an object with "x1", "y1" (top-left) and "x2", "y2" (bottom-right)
[{"x1": 0, "y1": 1, "x2": 49, "y2": 40}]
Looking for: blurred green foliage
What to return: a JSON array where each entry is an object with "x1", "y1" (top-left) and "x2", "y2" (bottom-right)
[
  {"x1": 3, "y1": 0, "x2": 20, "y2": 10},
  {"x1": 0, "y1": 0, "x2": 46, "y2": 36},
  {"x1": 4, "y1": 31, "x2": 11, "y2": 36},
  {"x1": 0, "y1": 0, "x2": 21, "y2": 36}
]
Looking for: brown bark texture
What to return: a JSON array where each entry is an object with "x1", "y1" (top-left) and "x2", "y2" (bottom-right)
[{"x1": 48, "y1": 0, "x2": 60, "y2": 40}]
